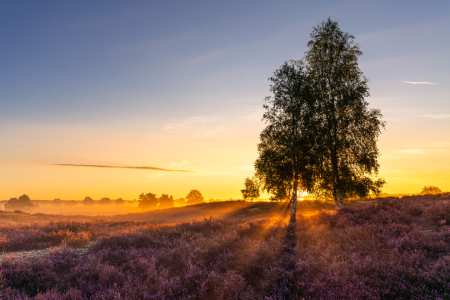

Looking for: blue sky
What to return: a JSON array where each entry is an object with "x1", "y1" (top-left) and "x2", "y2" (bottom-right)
[{"x1": 1, "y1": 0, "x2": 449, "y2": 199}]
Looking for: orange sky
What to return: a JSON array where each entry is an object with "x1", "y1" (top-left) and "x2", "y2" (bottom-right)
[
  {"x1": 1, "y1": 3, "x2": 449, "y2": 200},
  {"x1": 1, "y1": 107, "x2": 449, "y2": 200}
]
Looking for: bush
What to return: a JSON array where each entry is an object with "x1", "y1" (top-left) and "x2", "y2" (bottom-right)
[
  {"x1": 186, "y1": 189, "x2": 204, "y2": 205},
  {"x1": 421, "y1": 185, "x2": 442, "y2": 195},
  {"x1": 5, "y1": 195, "x2": 34, "y2": 211}
]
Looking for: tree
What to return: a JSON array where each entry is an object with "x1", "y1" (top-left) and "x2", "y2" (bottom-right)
[
  {"x1": 303, "y1": 18, "x2": 385, "y2": 207},
  {"x1": 255, "y1": 62, "x2": 318, "y2": 217},
  {"x1": 115, "y1": 198, "x2": 125, "y2": 205},
  {"x1": 186, "y1": 190, "x2": 204, "y2": 206},
  {"x1": 174, "y1": 198, "x2": 186, "y2": 207},
  {"x1": 421, "y1": 186, "x2": 442, "y2": 195},
  {"x1": 83, "y1": 196, "x2": 95, "y2": 205},
  {"x1": 241, "y1": 177, "x2": 260, "y2": 202},
  {"x1": 159, "y1": 194, "x2": 174, "y2": 209},
  {"x1": 65, "y1": 200, "x2": 77, "y2": 206},
  {"x1": 52, "y1": 198, "x2": 62, "y2": 206},
  {"x1": 99, "y1": 197, "x2": 112, "y2": 205},
  {"x1": 5, "y1": 194, "x2": 35, "y2": 211},
  {"x1": 138, "y1": 192, "x2": 158, "y2": 210}
]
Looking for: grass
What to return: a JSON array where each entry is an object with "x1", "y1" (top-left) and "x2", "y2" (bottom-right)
[{"x1": 1, "y1": 194, "x2": 450, "y2": 299}]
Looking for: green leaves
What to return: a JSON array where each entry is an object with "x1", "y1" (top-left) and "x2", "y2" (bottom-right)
[
  {"x1": 255, "y1": 62, "x2": 317, "y2": 202},
  {"x1": 255, "y1": 18, "x2": 385, "y2": 205},
  {"x1": 241, "y1": 177, "x2": 260, "y2": 201}
]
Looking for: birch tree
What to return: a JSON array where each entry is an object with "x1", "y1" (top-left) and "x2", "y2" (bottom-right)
[
  {"x1": 303, "y1": 18, "x2": 385, "y2": 207},
  {"x1": 255, "y1": 62, "x2": 318, "y2": 217}
]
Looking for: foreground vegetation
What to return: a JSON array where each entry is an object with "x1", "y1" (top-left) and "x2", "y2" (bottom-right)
[{"x1": 1, "y1": 195, "x2": 450, "y2": 299}]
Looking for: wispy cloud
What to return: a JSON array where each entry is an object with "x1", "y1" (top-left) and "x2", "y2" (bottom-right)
[
  {"x1": 169, "y1": 161, "x2": 191, "y2": 167},
  {"x1": 144, "y1": 173, "x2": 165, "y2": 182},
  {"x1": 397, "y1": 149, "x2": 424, "y2": 154},
  {"x1": 423, "y1": 114, "x2": 450, "y2": 119},
  {"x1": 401, "y1": 81, "x2": 437, "y2": 85},
  {"x1": 51, "y1": 164, "x2": 193, "y2": 172}
]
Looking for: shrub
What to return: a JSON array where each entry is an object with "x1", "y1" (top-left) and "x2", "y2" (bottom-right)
[
  {"x1": 5, "y1": 195, "x2": 34, "y2": 211},
  {"x1": 421, "y1": 185, "x2": 442, "y2": 195},
  {"x1": 186, "y1": 189, "x2": 204, "y2": 205}
]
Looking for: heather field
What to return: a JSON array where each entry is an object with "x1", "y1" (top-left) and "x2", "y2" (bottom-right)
[{"x1": 1, "y1": 195, "x2": 450, "y2": 299}]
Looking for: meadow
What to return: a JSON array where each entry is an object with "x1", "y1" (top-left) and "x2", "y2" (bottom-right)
[{"x1": 1, "y1": 195, "x2": 450, "y2": 299}]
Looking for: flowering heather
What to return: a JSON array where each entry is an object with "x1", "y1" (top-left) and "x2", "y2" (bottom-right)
[
  {"x1": 0, "y1": 221, "x2": 144, "y2": 252},
  {"x1": 1, "y1": 195, "x2": 450, "y2": 299}
]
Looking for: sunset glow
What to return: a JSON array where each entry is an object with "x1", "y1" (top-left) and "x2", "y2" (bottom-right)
[{"x1": 1, "y1": 1, "x2": 449, "y2": 201}]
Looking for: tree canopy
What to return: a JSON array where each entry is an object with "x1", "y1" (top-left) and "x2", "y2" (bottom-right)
[
  {"x1": 5, "y1": 194, "x2": 35, "y2": 211},
  {"x1": 186, "y1": 190, "x2": 204, "y2": 206},
  {"x1": 253, "y1": 18, "x2": 385, "y2": 210},
  {"x1": 421, "y1": 186, "x2": 442, "y2": 195},
  {"x1": 115, "y1": 198, "x2": 125, "y2": 205},
  {"x1": 138, "y1": 192, "x2": 158, "y2": 210},
  {"x1": 159, "y1": 194, "x2": 174, "y2": 209},
  {"x1": 303, "y1": 17, "x2": 385, "y2": 206},
  {"x1": 99, "y1": 197, "x2": 112, "y2": 205},
  {"x1": 83, "y1": 196, "x2": 95, "y2": 206},
  {"x1": 254, "y1": 62, "x2": 318, "y2": 215},
  {"x1": 241, "y1": 177, "x2": 260, "y2": 202}
]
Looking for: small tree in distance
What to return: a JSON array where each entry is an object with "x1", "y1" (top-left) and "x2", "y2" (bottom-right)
[
  {"x1": 52, "y1": 198, "x2": 62, "y2": 206},
  {"x1": 99, "y1": 197, "x2": 112, "y2": 205},
  {"x1": 174, "y1": 198, "x2": 186, "y2": 207},
  {"x1": 83, "y1": 197, "x2": 95, "y2": 205},
  {"x1": 421, "y1": 186, "x2": 442, "y2": 195},
  {"x1": 241, "y1": 177, "x2": 260, "y2": 202},
  {"x1": 115, "y1": 198, "x2": 125, "y2": 205},
  {"x1": 5, "y1": 194, "x2": 35, "y2": 211},
  {"x1": 138, "y1": 193, "x2": 158, "y2": 210},
  {"x1": 159, "y1": 194, "x2": 174, "y2": 209},
  {"x1": 186, "y1": 190, "x2": 204, "y2": 206}
]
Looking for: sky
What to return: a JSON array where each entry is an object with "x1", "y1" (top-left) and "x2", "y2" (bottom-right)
[{"x1": 1, "y1": 0, "x2": 449, "y2": 200}]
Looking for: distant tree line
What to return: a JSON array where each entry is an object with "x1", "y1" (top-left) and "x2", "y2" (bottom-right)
[
  {"x1": 138, "y1": 189, "x2": 204, "y2": 211},
  {"x1": 81, "y1": 197, "x2": 127, "y2": 206}
]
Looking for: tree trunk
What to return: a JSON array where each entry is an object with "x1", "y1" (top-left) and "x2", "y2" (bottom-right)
[
  {"x1": 330, "y1": 97, "x2": 342, "y2": 208},
  {"x1": 291, "y1": 144, "x2": 298, "y2": 220},
  {"x1": 329, "y1": 120, "x2": 339, "y2": 208},
  {"x1": 331, "y1": 153, "x2": 339, "y2": 208},
  {"x1": 291, "y1": 179, "x2": 298, "y2": 221}
]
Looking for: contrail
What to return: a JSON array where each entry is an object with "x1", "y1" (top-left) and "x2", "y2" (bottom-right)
[{"x1": 51, "y1": 164, "x2": 193, "y2": 172}]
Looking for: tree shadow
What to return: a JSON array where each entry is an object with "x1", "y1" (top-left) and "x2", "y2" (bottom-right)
[
  {"x1": 222, "y1": 201, "x2": 291, "y2": 220},
  {"x1": 271, "y1": 209, "x2": 299, "y2": 299}
]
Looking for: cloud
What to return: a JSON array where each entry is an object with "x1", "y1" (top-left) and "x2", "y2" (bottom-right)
[
  {"x1": 423, "y1": 114, "x2": 450, "y2": 119},
  {"x1": 397, "y1": 149, "x2": 424, "y2": 155},
  {"x1": 144, "y1": 173, "x2": 165, "y2": 182},
  {"x1": 169, "y1": 161, "x2": 191, "y2": 167},
  {"x1": 401, "y1": 81, "x2": 437, "y2": 85},
  {"x1": 51, "y1": 164, "x2": 193, "y2": 172}
]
